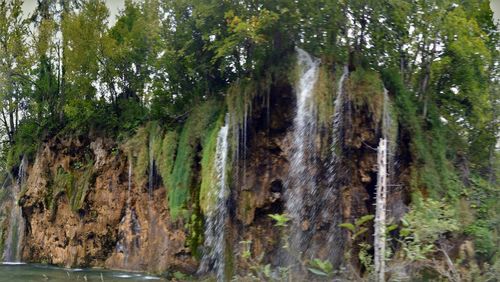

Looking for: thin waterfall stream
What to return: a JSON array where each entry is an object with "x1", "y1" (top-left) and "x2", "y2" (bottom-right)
[
  {"x1": 3, "y1": 155, "x2": 27, "y2": 262},
  {"x1": 322, "y1": 65, "x2": 350, "y2": 262},
  {"x1": 374, "y1": 87, "x2": 394, "y2": 281},
  {"x1": 286, "y1": 47, "x2": 320, "y2": 258},
  {"x1": 124, "y1": 159, "x2": 133, "y2": 266},
  {"x1": 199, "y1": 115, "x2": 230, "y2": 281}
]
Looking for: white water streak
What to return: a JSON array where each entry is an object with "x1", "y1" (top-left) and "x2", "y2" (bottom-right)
[
  {"x1": 374, "y1": 88, "x2": 393, "y2": 281},
  {"x1": 200, "y1": 115, "x2": 230, "y2": 281},
  {"x1": 3, "y1": 155, "x2": 27, "y2": 262},
  {"x1": 286, "y1": 47, "x2": 320, "y2": 250}
]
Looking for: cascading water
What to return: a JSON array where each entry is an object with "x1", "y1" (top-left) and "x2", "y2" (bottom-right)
[
  {"x1": 148, "y1": 137, "x2": 154, "y2": 198},
  {"x1": 116, "y1": 158, "x2": 142, "y2": 267},
  {"x1": 322, "y1": 65, "x2": 350, "y2": 262},
  {"x1": 123, "y1": 159, "x2": 134, "y2": 265},
  {"x1": 128, "y1": 159, "x2": 132, "y2": 209},
  {"x1": 374, "y1": 88, "x2": 393, "y2": 281},
  {"x1": 286, "y1": 47, "x2": 320, "y2": 256},
  {"x1": 199, "y1": 115, "x2": 230, "y2": 281},
  {"x1": 382, "y1": 88, "x2": 395, "y2": 182},
  {"x1": 332, "y1": 65, "x2": 350, "y2": 156},
  {"x1": 3, "y1": 156, "x2": 27, "y2": 262}
]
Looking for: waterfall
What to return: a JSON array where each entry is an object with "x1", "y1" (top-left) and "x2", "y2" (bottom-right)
[
  {"x1": 199, "y1": 115, "x2": 230, "y2": 281},
  {"x1": 117, "y1": 158, "x2": 143, "y2": 268},
  {"x1": 122, "y1": 159, "x2": 133, "y2": 266},
  {"x1": 148, "y1": 137, "x2": 154, "y2": 198},
  {"x1": 286, "y1": 47, "x2": 320, "y2": 255},
  {"x1": 382, "y1": 88, "x2": 395, "y2": 181},
  {"x1": 128, "y1": 159, "x2": 132, "y2": 209},
  {"x1": 324, "y1": 65, "x2": 349, "y2": 204},
  {"x1": 3, "y1": 156, "x2": 27, "y2": 262},
  {"x1": 374, "y1": 88, "x2": 393, "y2": 281},
  {"x1": 322, "y1": 65, "x2": 350, "y2": 262},
  {"x1": 332, "y1": 65, "x2": 350, "y2": 154}
]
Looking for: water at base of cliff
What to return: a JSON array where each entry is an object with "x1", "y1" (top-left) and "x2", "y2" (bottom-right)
[{"x1": 0, "y1": 263, "x2": 165, "y2": 281}]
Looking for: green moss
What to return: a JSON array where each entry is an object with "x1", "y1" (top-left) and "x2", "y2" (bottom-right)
[
  {"x1": 50, "y1": 166, "x2": 72, "y2": 211},
  {"x1": 226, "y1": 80, "x2": 255, "y2": 128},
  {"x1": 199, "y1": 116, "x2": 224, "y2": 215},
  {"x1": 121, "y1": 108, "x2": 222, "y2": 221},
  {"x1": 124, "y1": 126, "x2": 150, "y2": 189},
  {"x1": 168, "y1": 100, "x2": 221, "y2": 219},
  {"x1": 156, "y1": 130, "x2": 178, "y2": 189},
  {"x1": 73, "y1": 161, "x2": 94, "y2": 210},
  {"x1": 48, "y1": 160, "x2": 94, "y2": 212},
  {"x1": 315, "y1": 65, "x2": 335, "y2": 127},
  {"x1": 347, "y1": 68, "x2": 385, "y2": 124},
  {"x1": 382, "y1": 68, "x2": 462, "y2": 199},
  {"x1": 171, "y1": 102, "x2": 223, "y2": 256},
  {"x1": 123, "y1": 121, "x2": 179, "y2": 200},
  {"x1": 186, "y1": 211, "x2": 204, "y2": 259}
]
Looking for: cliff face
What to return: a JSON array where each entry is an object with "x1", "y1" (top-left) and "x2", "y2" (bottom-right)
[
  {"x1": 226, "y1": 67, "x2": 411, "y2": 274},
  {"x1": 13, "y1": 62, "x2": 410, "y2": 277},
  {"x1": 19, "y1": 137, "x2": 196, "y2": 273}
]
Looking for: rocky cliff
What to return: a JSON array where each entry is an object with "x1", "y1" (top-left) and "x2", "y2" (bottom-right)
[{"x1": 6, "y1": 54, "x2": 413, "y2": 278}]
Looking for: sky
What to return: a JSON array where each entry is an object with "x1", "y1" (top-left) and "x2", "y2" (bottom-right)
[
  {"x1": 22, "y1": 0, "x2": 126, "y2": 26},
  {"x1": 492, "y1": 0, "x2": 500, "y2": 24},
  {"x1": 21, "y1": 0, "x2": 500, "y2": 28}
]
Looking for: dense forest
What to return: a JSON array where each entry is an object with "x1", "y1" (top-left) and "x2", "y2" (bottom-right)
[{"x1": 0, "y1": 0, "x2": 498, "y2": 281}]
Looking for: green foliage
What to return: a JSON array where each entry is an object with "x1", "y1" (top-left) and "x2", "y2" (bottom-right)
[
  {"x1": 308, "y1": 258, "x2": 334, "y2": 277},
  {"x1": 6, "y1": 120, "x2": 41, "y2": 169},
  {"x1": 465, "y1": 222, "x2": 495, "y2": 261},
  {"x1": 240, "y1": 240, "x2": 252, "y2": 259},
  {"x1": 0, "y1": 1, "x2": 496, "y2": 278},
  {"x1": 172, "y1": 271, "x2": 189, "y2": 280},
  {"x1": 235, "y1": 239, "x2": 289, "y2": 281},
  {"x1": 382, "y1": 68, "x2": 463, "y2": 199},
  {"x1": 399, "y1": 196, "x2": 459, "y2": 261},
  {"x1": 358, "y1": 242, "x2": 373, "y2": 273},
  {"x1": 268, "y1": 213, "x2": 290, "y2": 227},
  {"x1": 463, "y1": 175, "x2": 500, "y2": 262},
  {"x1": 340, "y1": 214, "x2": 374, "y2": 241}
]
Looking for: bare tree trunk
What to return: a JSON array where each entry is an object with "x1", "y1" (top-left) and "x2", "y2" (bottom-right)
[
  {"x1": 420, "y1": 38, "x2": 437, "y2": 119},
  {"x1": 1, "y1": 109, "x2": 13, "y2": 144},
  {"x1": 488, "y1": 83, "x2": 498, "y2": 185},
  {"x1": 9, "y1": 101, "x2": 15, "y2": 140},
  {"x1": 375, "y1": 138, "x2": 387, "y2": 282}
]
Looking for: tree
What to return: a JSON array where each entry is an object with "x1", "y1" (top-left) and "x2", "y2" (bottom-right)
[
  {"x1": 0, "y1": 0, "x2": 30, "y2": 144},
  {"x1": 61, "y1": 0, "x2": 109, "y2": 129}
]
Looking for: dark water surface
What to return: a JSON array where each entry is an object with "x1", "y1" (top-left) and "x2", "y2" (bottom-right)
[{"x1": 0, "y1": 262, "x2": 166, "y2": 282}]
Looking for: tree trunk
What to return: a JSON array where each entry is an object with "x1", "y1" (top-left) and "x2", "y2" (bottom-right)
[{"x1": 374, "y1": 138, "x2": 387, "y2": 282}]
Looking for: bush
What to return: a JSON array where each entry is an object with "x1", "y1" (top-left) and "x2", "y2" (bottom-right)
[
  {"x1": 400, "y1": 196, "x2": 459, "y2": 261},
  {"x1": 465, "y1": 222, "x2": 495, "y2": 261}
]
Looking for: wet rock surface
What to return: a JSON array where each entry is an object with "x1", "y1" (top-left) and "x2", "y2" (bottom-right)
[
  {"x1": 20, "y1": 136, "x2": 196, "y2": 273},
  {"x1": 16, "y1": 70, "x2": 410, "y2": 276}
]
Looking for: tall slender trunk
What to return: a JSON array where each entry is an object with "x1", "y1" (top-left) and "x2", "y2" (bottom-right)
[
  {"x1": 374, "y1": 138, "x2": 387, "y2": 282},
  {"x1": 1, "y1": 109, "x2": 13, "y2": 144},
  {"x1": 9, "y1": 101, "x2": 15, "y2": 141}
]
